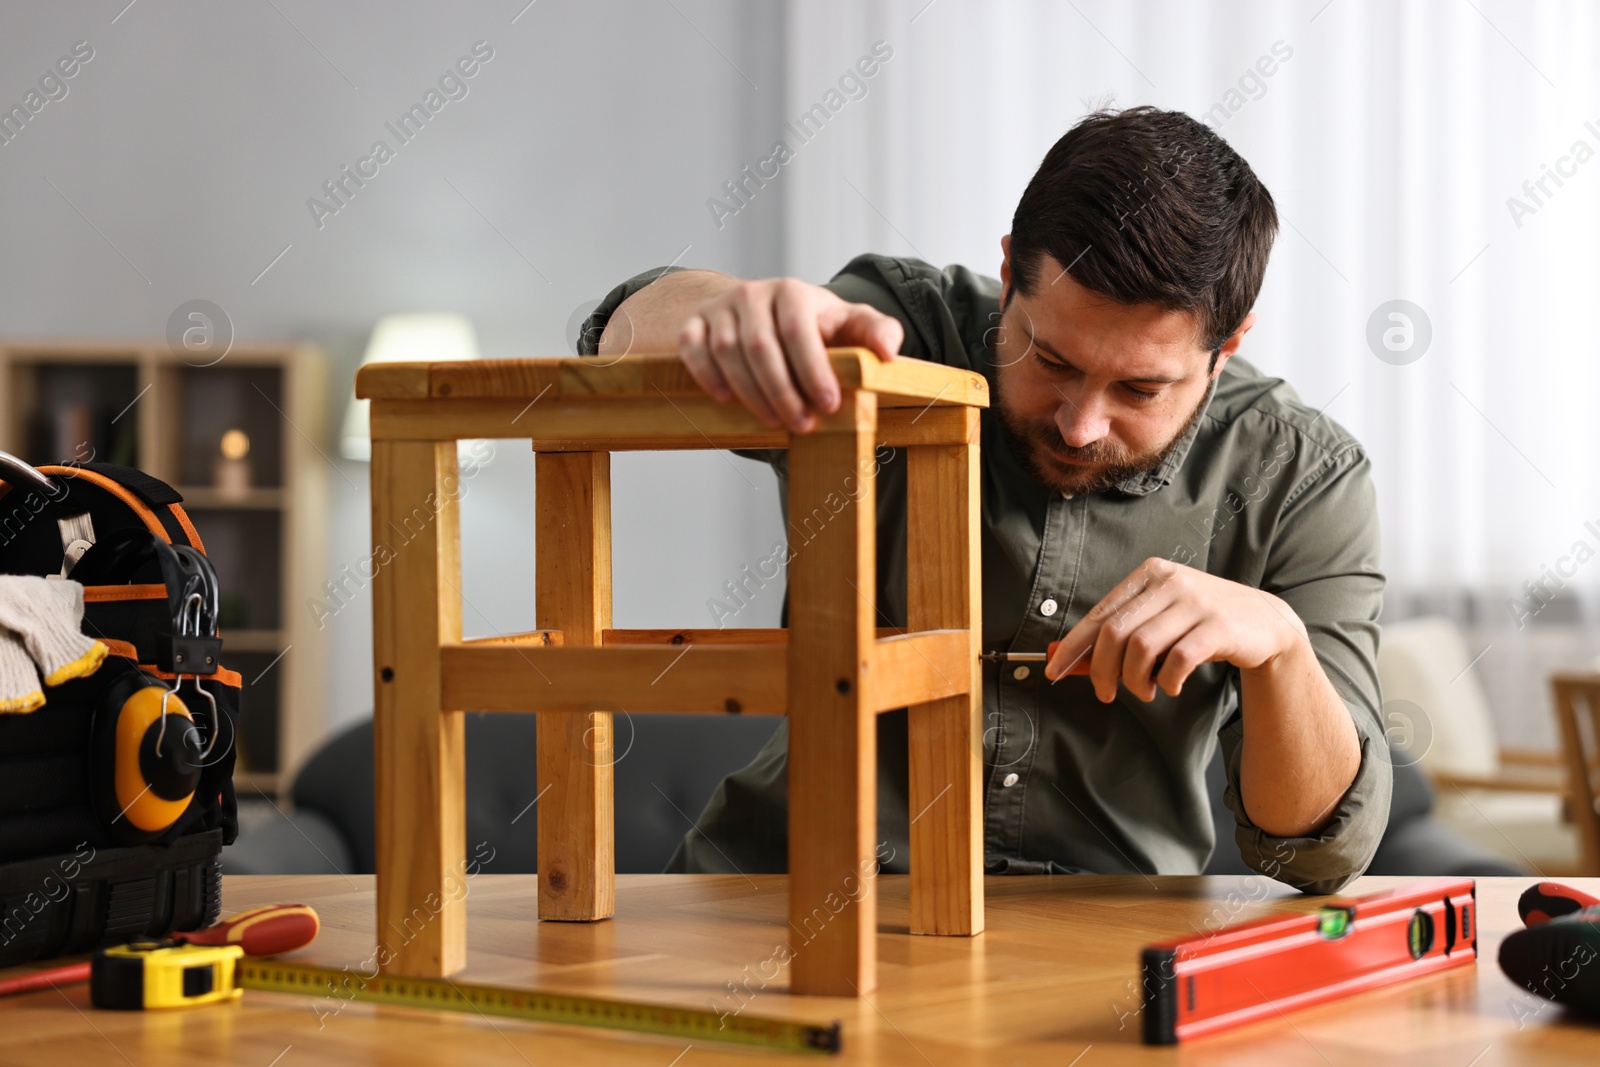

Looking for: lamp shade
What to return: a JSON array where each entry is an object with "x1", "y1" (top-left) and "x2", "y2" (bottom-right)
[{"x1": 341, "y1": 313, "x2": 479, "y2": 461}]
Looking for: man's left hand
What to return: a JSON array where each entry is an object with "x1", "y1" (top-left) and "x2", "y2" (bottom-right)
[{"x1": 1043, "y1": 557, "x2": 1309, "y2": 701}]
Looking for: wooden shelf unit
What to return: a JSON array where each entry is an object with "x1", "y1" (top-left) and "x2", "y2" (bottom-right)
[{"x1": 0, "y1": 340, "x2": 330, "y2": 796}]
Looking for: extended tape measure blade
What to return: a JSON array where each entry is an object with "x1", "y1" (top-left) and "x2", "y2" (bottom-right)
[{"x1": 238, "y1": 960, "x2": 842, "y2": 1055}]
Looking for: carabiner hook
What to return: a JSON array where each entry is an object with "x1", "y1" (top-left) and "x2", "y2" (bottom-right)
[
  {"x1": 179, "y1": 591, "x2": 205, "y2": 638},
  {"x1": 154, "y1": 673, "x2": 220, "y2": 762}
]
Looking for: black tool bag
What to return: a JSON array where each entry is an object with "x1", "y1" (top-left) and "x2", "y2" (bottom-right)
[{"x1": 0, "y1": 452, "x2": 241, "y2": 965}]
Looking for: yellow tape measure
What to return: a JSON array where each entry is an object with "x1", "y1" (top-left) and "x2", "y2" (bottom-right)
[
  {"x1": 94, "y1": 940, "x2": 244, "y2": 1008},
  {"x1": 91, "y1": 940, "x2": 842, "y2": 1055}
]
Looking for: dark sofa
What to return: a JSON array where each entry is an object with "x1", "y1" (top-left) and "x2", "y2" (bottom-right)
[{"x1": 225, "y1": 713, "x2": 1523, "y2": 879}]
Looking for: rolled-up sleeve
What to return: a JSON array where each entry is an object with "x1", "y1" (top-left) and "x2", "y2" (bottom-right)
[
  {"x1": 574, "y1": 264, "x2": 784, "y2": 467},
  {"x1": 1219, "y1": 443, "x2": 1393, "y2": 894},
  {"x1": 574, "y1": 265, "x2": 689, "y2": 357}
]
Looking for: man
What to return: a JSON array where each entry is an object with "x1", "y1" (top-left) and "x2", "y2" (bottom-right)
[{"x1": 580, "y1": 106, "x2": 1391, "y2": 893}]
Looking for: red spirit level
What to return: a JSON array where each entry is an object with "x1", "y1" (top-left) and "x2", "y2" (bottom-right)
[{"x1": 1142, "y1": 878, "x2": 1476, "y2": 1044}]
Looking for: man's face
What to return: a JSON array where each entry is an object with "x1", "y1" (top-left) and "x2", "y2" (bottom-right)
[{"x1": 992, "y1": 241, "x2": 1232, "y2": 496}]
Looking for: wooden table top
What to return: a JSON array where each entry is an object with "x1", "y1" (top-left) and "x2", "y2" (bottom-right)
[{"x1": 4, "y1": 873, "x2": 1598, "y2": 1066}]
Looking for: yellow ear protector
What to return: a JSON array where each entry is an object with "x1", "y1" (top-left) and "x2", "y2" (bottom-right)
[
  {"x1": 80, "y1": 531, "x2": 226, "y2": 845},
  {"x1": 91, "y1": 670, "x2": 205, "y2": 844}
]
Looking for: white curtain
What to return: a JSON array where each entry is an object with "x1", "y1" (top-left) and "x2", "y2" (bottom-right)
[{"x1": 777, "y1": 0, "x2": 1600, "y2": 740}]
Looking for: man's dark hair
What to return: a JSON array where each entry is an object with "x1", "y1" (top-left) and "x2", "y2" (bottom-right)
[{"x1": 1006, "y1": 106, "x2": 1278, "y2": 367}]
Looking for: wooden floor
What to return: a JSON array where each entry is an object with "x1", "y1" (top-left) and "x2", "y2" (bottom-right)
[{"x1": 4, "y1": 874, "x2": 1600, "y2": 1065}]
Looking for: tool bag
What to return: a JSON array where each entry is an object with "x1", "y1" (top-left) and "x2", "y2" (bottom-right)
[{"x1": 0, "y1": 451, "x2": 241, "y2": 966}]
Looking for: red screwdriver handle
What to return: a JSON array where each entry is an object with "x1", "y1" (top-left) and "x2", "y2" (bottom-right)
[
  {"x1": 1044, "y1": 640, "x2": 1093, "y2": 676},
  {"x1": 176, "y1": 903, "x2": 319, "y2": 956},
  {"x1": 0, "y1": 904, "x2": 319, "y2": 1001}
]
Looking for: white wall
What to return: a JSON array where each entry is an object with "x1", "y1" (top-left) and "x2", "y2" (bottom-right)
[
  {"x1": 779, "y1": 0, "x2": 1600, "y2": 750},
  {"x1": 0, "y1": 0, "x2": 792, "y2": 744},
  {"x1": 10, "y1": 0, "x2": 1593, "y2": 756}
]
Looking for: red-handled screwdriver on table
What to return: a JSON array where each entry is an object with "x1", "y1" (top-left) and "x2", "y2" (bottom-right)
[{"x1": 0, "y1": 903, "x2": 318, "y2": 997}]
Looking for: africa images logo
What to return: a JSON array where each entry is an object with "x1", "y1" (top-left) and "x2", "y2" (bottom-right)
[
  {"x1": 305, "y1": 42, "x2": 495, "y2": 230},
  {"x1": 705, "y1": 40, "x2": 894, "y2": 230}
]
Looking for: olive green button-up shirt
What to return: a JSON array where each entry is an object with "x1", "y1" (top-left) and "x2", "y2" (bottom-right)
[{"x1": 579, "y1": 254, "x2": 1392, "y2": 894}]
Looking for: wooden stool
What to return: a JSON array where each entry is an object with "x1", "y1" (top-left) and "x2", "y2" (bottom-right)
[{"x1": 356, "y1": 349, "x2": 988, "y2": 996}]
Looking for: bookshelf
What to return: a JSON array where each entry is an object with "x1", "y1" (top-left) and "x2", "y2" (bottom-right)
[{"x1": 0, "y1": 340, "x2": 330, "y2": 796}]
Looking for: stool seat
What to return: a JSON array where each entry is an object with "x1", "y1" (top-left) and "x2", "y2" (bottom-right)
[{"x1": 358, "y1": 350, "x2": 988, "y2": 996}]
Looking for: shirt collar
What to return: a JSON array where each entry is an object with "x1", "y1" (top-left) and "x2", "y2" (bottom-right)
[{"x1": 1108, "y1": 370, "x2": 1219, "y2": 497}]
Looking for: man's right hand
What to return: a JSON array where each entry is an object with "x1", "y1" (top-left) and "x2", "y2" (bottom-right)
[{"x1": 675, "y1": 278, "x2": 905, "y2": 434}]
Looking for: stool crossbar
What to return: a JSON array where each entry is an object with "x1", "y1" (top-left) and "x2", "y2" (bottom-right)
[{"x1": 356, "y1": 349, "x2": 988, "y2": 996}]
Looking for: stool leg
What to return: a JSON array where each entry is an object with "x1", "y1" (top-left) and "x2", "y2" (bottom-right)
[
  {"x1": 535, "y1": 451, "x2": 615, "y2": 921},
  {"x1": 787, "y1": 392, "x2": 878, "y2": 996},
  {"x1": 372, "y1": 440, "x2": 466, "y2": 976},
  {"x1": 906, "y1": 412, "x2": 985, "y2": 936}
]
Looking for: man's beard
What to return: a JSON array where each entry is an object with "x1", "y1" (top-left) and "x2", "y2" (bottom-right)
[{"x1": 994, "y1": 379, "x2": 1208, "y2": 496}]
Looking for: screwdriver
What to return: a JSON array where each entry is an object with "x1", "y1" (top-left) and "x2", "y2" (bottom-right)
[
  {"x1": 981, "y1": 639, "x2": 1088, "y2": 672},
  {"x1": 174, "y1": 902, "x2": 319, "y2": 955},
  {"x1": 981, "y1": 640, "x2": 1164, "y2": 681},
  {"x1": 981, "y1": 640, "x2": 1059, "y2": 664},
  {"x1": 0, "y1": 902, "x2": 318, "y2": 998}
]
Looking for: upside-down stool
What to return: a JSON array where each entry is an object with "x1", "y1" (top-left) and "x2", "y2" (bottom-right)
[{"x1": 356, "y1": 349, "x2": 988, "y2": 995}]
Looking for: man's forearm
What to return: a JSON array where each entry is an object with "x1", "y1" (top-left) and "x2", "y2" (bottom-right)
[
  {"x1": 1236, "y1": 631, "x2": 1363, "y2": 838},
  {"x1": 596, "y1": 268, "x2": 742, "y2": 358}
]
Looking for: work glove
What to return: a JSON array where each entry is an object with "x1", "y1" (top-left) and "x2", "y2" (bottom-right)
[
  {"x1": 0, "y1": 575, "x2": 108, "y2": 690},
  {"x1": 0, "y1": 628, "x2": 45, "y2": 714}
]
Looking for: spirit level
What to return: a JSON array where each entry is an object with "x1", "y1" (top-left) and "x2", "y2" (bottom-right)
[{"x1": 1141, "y1": 878, "x2": 1476, "y2": 1044}]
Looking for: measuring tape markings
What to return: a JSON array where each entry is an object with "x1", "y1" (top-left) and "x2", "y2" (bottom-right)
[{"x1": 237, "y1": 958, "x2": 842, "y2": 1054}]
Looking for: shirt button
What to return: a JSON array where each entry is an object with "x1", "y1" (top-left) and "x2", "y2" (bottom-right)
[
  {"x1": 1002, "y1": 772, "x2": 1020, "y2": 787},
  {"x1": 1012, "y1": 665, "x2": 1030, "y2": 681},
  {"x1": 1061, "y1": 491, "x2": 1074, "y2": 500},
  {"x1": 1039, "y1": 598, "x2": 1058, "y2": 617}
]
